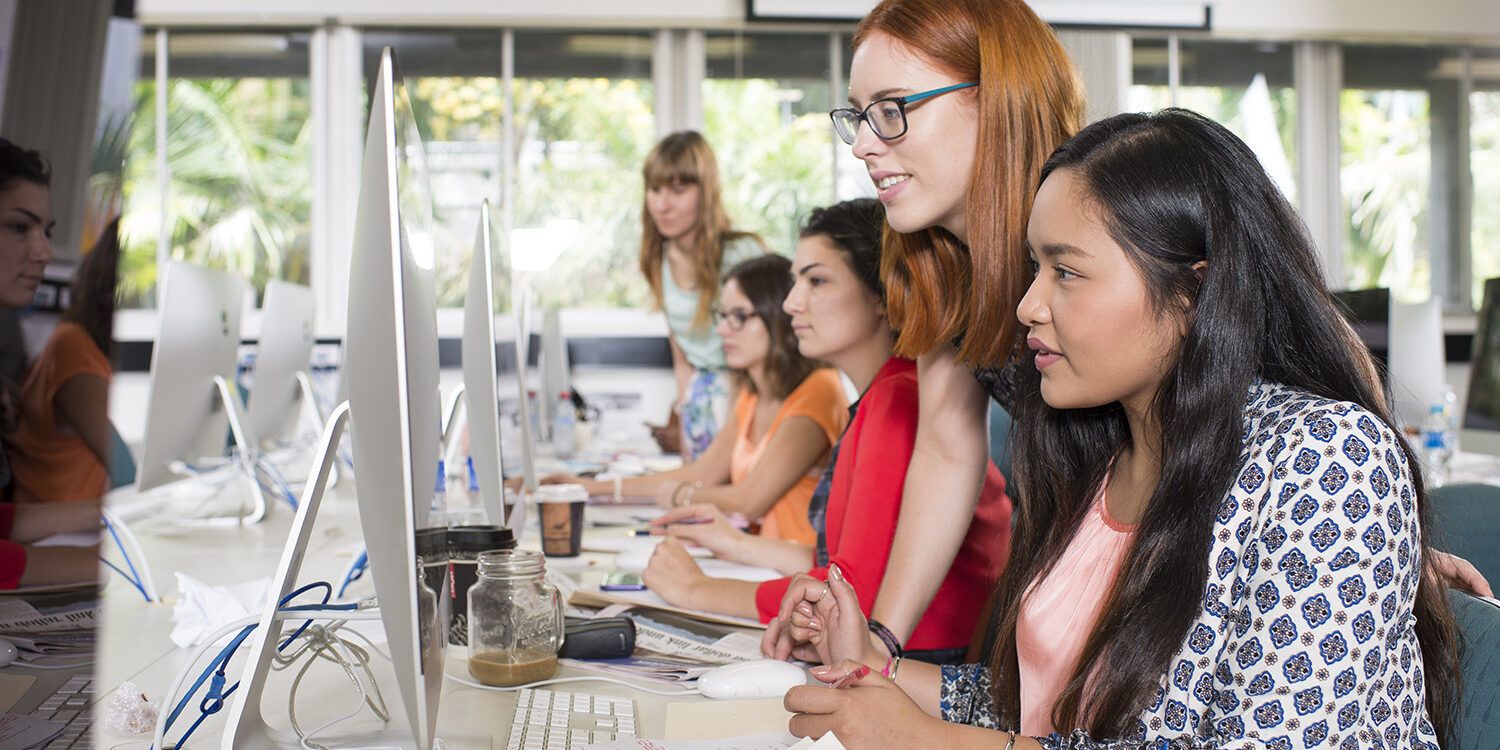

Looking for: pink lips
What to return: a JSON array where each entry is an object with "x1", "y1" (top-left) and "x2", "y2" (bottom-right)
[{"x1": 1027, "y1": 337, "x2": 1062, "y2": 371}]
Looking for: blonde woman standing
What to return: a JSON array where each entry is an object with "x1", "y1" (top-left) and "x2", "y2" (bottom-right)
[{"x1": 640, "y1": 131, "x2": 767, "y2": 459}]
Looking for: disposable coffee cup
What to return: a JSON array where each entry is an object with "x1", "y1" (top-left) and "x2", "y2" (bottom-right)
[
  {"x1": 537, "y1": 484, "x2": 587, "y2": 557},
  {"x1": 447, "y1": 525, "x2": 517, "y2": 646}
]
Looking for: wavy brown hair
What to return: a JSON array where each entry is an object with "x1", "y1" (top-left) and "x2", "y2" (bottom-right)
[
  {"x1": 639, "y1": 131, "x2": 763, "y2": 330},
  {"x1": 854, "y1": 0, "x2": 1084, "y2": 367},
  {"x1": 722, "y1": 254, "x2": 821, "y2": 402},
  {"x1": 66, "y1": 216, "x2": 120, "y2": 360}
]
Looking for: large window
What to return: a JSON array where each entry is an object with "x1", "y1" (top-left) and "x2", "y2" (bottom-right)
[
  {"x1": 703, "y1": 31, "x2": 837, "y2": 255},
  {"x1": 1131, "y1": 38, "x2": 1298, "y2": 201},
  {"x1": 512, "y1": 31, "x2": 656, "y2": 310},
  {"x1": 363, "y1": 30, "x2": 507, "y2": 308},
  {"x1": 1339, "y1": 45, "x2": 1459, "y2": 303},
  {"x1": 1473, "y1": 49, "x2": 1500, "y2": 307},
  {"x1": 121, "y1": 30, "x2": 313, "y2": 307}
]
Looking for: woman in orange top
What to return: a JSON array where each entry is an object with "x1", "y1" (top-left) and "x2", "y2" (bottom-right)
[
  {"x1": 6, "y1": 218, "x2": 118, "y2": 503},
  {"x1": 550, "y1": 254, "x2": 847, "y2": 544}
]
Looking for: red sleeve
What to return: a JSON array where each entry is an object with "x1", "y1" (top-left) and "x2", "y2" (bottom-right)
[
  {"x1": 753, "y1": 371, "x2": 918, "y2": 623},
  {"x1": 0, "y1": 540, "x2": 25, "y2": 589},
  {"x1": 0, "y1": 502, "x2": 15, "y2": 537}
]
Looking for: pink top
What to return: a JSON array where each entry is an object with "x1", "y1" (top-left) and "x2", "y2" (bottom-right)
[{"x1": 1015, "y1": 479, "x2": 1138, "y2": 737}]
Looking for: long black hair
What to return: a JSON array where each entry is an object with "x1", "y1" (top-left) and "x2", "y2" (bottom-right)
[
  {"x1": 723, "y1": 254, "x2": 821, "y2": 401},
  {"x1": 0, "y1": 138, "x2": 50, "y2": 191},
  {"x1": 988, "y1": 109, "x2": 1458, "y2": 741}
]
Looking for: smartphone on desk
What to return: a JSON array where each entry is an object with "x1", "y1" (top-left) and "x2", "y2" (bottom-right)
[{"x1": 601, "y1": 571, "x2": 646, "y2": 591}]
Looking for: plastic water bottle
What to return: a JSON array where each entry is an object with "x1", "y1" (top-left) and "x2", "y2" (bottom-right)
[
  {"x1": 553, "y1": 391, "x2": 576, "y2": 458},
  {"x1": 1420, "y1": 404, "x2": 1452, "y2": 487},
  {"x1": 433, "y1": 459, "x2": 449, "y2": 516}
]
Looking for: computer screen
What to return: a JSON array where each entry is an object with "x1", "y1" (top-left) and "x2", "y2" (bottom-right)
[
  {"x1": 136, "y1": 261, "x2": 248, "y2": 494},
  {"x1": 341, "y1": 47, "x2": 447, "y2": 750},
  {"x1": 1465, "y1": 278, "x2": 1500, "y2": 432},
  {"x1": 1333, "y1": 287, "x2": 1391, "y2": 376},
  {"x1": 245, "y1": 279, "x2": 316, "y2": 449}
]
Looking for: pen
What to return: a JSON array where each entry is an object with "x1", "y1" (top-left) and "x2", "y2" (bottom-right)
[
  {"x1": 626, "y1": 518, "x2": 712, "y2": 537},
  {"x1": 827, "y1": 665, "x2": 870, "y2": 689}
]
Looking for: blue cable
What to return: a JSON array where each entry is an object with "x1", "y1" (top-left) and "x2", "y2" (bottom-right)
[
  {"x1": 337, "y1": 550, "x2": 369, "y2": 598},
  {"x1": 101, "y1": 515, "x2": 150, "y2": 602},
  {"x1": 98, "y1": 559, "x2": 150, "y2": 601},
  {"x1": 157, "y1": 581, "x2": 354, "y2": 749}
]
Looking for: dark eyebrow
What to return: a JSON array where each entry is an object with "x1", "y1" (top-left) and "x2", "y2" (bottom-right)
[
  {"x1": 847, "y1": 87, "x2": 912, "y2": 107},
  {"x1": 795, "y1": 262, "x2": 827, "y2": 276},
  {"x1": 4, "y1": 208, "x2": 42, "y2": 224},
  {"x1": 1036, "y1": 242, "x2": 1092, "y2": 260}
]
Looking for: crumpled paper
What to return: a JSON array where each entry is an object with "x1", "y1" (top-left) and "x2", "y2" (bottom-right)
[
  {"x1": 168, "y1": 572, "x2": 270, "y2": 648},
  {"x1": 102, "y1": 680, "x2": 158, "y2": 734}
]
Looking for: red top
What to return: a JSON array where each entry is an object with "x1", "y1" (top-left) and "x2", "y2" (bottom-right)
[
  {"x1": 754, "y1": 357, "x2": 1013, "y2": 652},
  {"x1": 0, "y1": 503, "x2": 25, "y2": 589}
]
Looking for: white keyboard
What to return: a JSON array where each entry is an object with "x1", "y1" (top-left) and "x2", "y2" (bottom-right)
[
  {"x1": 506, "y1": 688, "x2": 638, "y2": 750},
  {"x1": 32, "y1": 675, "x2": 93, "y2": 749}
]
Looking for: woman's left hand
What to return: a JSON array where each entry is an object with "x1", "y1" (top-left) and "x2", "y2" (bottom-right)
[
  {"x1": 785, "y1": 660, "x2": 947, "y2": 749},
  {"x1": 642, "y1": 537, "x2": 710, "y2": 608},
  {"x1": 1432, "y1": 550, "x2": 1494, "y2": 597}
]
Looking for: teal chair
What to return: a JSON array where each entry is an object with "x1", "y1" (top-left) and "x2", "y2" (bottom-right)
[
  {"x1": 107, "y1": 421, "x2": 136, "y2": 489},
  {"x1": 1450, "y1": 589, "x2": 1500, "y2": 750},
  {"x1": 1430, "y1": 483, "x2": 1500, "y2": 589},
  {"x1": 987, "y1": 400, "x2": 1014, "y2": 486}
]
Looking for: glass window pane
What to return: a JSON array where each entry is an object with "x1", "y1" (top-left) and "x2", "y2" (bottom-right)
[
  {"x1": 122, "y1": 30, "x2": 313, "y2": 307},
  {"x1": 363, "y1": 30, "x2": 506, "y2": 308},
  {"x1": 1473, "y1": 48, "x2": 1500, "y2": 309},
  {"x1": 1130, "y1": 37, "x2": 1298, "y2": 201},
  {"x1": 513, "y1": 30, "x2": 656, "y2": 309},
  {"x1": 704, "y1": 31, "x2": 835, "y2": 255},
  {"x1": 1339, "y1": 44, "x2": 1462, "y2": 303}
]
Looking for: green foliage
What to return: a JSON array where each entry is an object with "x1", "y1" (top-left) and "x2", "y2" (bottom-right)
[
  {"x1": 119, "y1": 78, "x2": 312, "y2": 307},
  {"x1": 1340, "y1": 89, "x2": 1431, "y2": 302},
  {"x1": 1472, "y1": 90, "x2": 1500, "y2": 307},
  {"x1": 704, "y1": 78, "x2": 836, "y2": 255}
]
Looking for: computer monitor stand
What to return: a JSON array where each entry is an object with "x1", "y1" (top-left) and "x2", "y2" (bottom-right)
[
  {"x1": 296, "y1": 370, "x2": 341, "y2": 488},
  {"x1": 219, "y1": 401, "x2": 396, "y2": 749},
  {"x1": 174, "y1": 374, "x2": 269, "y2": 527},
  {"x1": 441, "y1": 384, "x2": 467, "y2": 471}
]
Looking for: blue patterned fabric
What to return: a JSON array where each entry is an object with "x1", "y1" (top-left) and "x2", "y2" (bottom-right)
[{"x1": 939, "y1": 382, "x2": 1440, "y2": 749}]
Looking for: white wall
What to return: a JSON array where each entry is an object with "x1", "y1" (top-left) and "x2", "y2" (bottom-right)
[{"x1": 137, "y1": 0, "x2": 1500, "y2": 42}]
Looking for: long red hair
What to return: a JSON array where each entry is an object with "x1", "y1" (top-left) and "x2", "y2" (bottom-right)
[{"x1": 856, "y1": 0, "x2": 1085, "y2": 366}]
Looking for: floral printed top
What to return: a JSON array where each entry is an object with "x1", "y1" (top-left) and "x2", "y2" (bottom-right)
[{"x1": 940, "y1": 381, "x2": 1439, "y2": 750}]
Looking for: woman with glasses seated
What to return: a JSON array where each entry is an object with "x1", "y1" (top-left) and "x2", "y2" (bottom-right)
[
  {"x1": 547, "y1": 254, "x2": 848, "y2": 545},
  {"x1": 639, "y1": 131, "x2": 768, "y2": 460}
]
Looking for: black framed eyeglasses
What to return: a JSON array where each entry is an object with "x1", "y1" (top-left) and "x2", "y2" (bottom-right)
[
  {"x1": 713, "y1": 307, "x2": 758, "y2": 331},
  {"x1": 829, "y1": 82, "x2": 978, "y2": 145}
]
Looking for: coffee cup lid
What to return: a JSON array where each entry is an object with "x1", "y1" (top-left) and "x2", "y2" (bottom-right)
[{"x1": 535, "y1": 483, "x2": 588, "y2": 503}]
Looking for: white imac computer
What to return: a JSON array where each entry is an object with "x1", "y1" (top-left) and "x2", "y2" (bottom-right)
[
  {"x1": 1388, "y1": 298, "x2": 1446, "y2": 432},
  {"x1": 245, "y1": 279, "x2": 320, "y2": 450},
  {"x1": 134, "y1": 260, "x2": 268, "y2": 524},
  {"x1": 1463, "y1": 278, "x2": 1500, "y2": 454},
  {"x1": 222, "y1": 48, "x2": 446, "y2": 749}
]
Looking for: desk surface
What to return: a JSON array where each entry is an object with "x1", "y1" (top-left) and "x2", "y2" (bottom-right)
[{"x1": 93, "y1": 480, "x2": 734, "y2": 749}]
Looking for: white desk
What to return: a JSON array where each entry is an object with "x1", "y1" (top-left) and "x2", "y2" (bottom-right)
[{"x1": 93, "y1": 482, "x2": 730, "y2": 749}]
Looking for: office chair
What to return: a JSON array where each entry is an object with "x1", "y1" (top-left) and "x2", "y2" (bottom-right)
[
  {"x1": 1449, "y1": 589, "x2": 1500, "y2": 750},
  {"x1": 107, "y1": 420, "x2": 137, "y2": 489},
  {"x1": 1430, "y1": 483, "x2": 1500, "y2": 588}
]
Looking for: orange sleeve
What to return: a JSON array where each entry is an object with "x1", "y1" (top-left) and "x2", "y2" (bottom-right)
[
  {"x1": 31, "y1": 323, "x2": 110, "y2": 404},
  {"x1": 783, "y1": 370, "x2": 849, "y2": 445}
]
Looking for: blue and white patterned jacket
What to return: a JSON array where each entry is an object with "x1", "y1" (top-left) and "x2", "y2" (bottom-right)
[{"x1": 940, "y1": 381, "x2": 1439, "y2": 749}]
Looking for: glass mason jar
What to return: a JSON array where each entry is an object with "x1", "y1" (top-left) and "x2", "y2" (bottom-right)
[{"x1": 467, "y1": 549, "x2": 564, "y2": 686}]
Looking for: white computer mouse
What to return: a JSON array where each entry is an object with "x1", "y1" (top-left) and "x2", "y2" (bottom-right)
[
  {"x1": 0, "y1": 638, "x2": 17, "y2": 667},
  {"x1": 697, "y1": 659, "x2": 807, "y2": 700}
]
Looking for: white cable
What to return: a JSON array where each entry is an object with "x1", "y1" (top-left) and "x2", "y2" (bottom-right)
[
  {"x1": 151, "y1": 610, "x2": 383, "y2": 750},
  {"x1": 298, "y1": 636, "x2": 385, "y2": 750},
  {"x1": 443, "y1": 672, "x2": 700, "y2": 697}
]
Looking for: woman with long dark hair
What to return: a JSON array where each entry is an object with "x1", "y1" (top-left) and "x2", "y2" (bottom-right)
[{"x1": 780, "y1": 110, "x2": 1459, "y2": 750}]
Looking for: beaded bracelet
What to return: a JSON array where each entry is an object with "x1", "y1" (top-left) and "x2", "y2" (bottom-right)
[{"x1": 866, "y1": 618, "x2": 903, "y2": 659}]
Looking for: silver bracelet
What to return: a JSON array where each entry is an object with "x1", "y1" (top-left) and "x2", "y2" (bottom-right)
[{"x1": 1002, "y1": 732, "x2": 1016, "y2": 750}]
